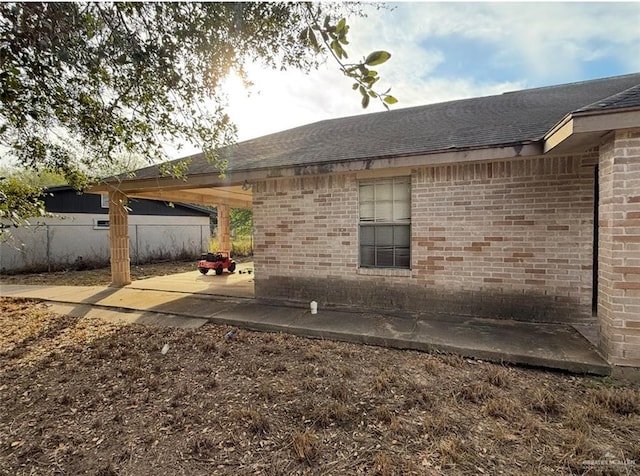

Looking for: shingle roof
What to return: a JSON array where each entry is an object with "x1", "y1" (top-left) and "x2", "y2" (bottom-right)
[
  {"x1": 574, "y1": 83, "x2": 640, "y2": 113},
  {"x1": 131, "y1": 73, "x2": 640, "y2": 180}
]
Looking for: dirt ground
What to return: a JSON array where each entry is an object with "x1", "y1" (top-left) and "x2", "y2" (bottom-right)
[
  {"x1": 1, "y1": 295, "x2": 639, "y2": 476},
  {"x1": 0, "y1": 260, "x2": 204, "y2": 286}
]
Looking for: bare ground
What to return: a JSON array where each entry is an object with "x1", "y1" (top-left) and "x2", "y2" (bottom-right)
[
  {"x1": 1, "y1": 295, "x2": 639, "y2": 476},
  {"x1": 0, "y1": 260, "x2": 205, "y2": 287}
]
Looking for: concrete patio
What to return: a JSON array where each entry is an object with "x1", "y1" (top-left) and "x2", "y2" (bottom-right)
[{"x1": 0, "y1": 267, "x2": 610, "y2": 376}]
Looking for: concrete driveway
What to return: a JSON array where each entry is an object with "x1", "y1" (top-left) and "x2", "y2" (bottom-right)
[{"x1": 127, "y1": 261, "x2": 255, "y2": 299}]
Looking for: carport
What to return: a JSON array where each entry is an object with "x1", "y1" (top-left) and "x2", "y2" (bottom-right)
[{"x1": 90, "y1": 153, "x2": 254, "y2": 287}]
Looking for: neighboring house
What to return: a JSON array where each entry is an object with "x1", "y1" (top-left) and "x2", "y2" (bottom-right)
[
  {"x1": 93, "y1": 73, "x2": 640, "y2": 374},
  {"x1": 0, "y1": 186, "x2": 212, "y2": 272}
]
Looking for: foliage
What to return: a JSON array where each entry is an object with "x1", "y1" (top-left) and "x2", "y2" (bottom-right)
[
  {"x1": 231, "y1": 208, "x2": 253, "y2": 236},
  {"x1": 0, "y1": 166, "x2": 66, "y2": 188},
  {"x1": 1, "y1": 2, "x2": 393, "y2": 184},
  {"x1": 1, "y1": 2, "x2": 394, "y2": 233},
  {"x1": 209, "y1": 236, "x2": 253, "y2": 258},
  {"x1": 0, "y1": 177, "x2": 48, "y2": 239},
  {"x1": 301, "y1": 6, "x2": 397, "y2": 109}
]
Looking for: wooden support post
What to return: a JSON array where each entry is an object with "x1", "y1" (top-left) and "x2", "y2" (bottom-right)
[
  {"x1": 217, "y1": 204, "x2": 231, "y2": 255},
  {"x1": 108, "y1": 189, "x2": 131, "y2": 286}
]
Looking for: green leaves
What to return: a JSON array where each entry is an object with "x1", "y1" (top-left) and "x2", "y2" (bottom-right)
[
  {"x1": 0, "y1": 2, "x2": 397, "y2": 231},
  {"x1": 365, "y1": 50, "x2": 391, "y2": 66},
  {"x1": 299, "y1": 26, "x2": 320, "y2": 52},
  {"x1": 1, "y1": 3, "x2": 326, "y2": 185},
  {"x1": 301, "y1": 9, "x2": 397, "y2": 111},
  {"x1": 0, "y1": 176, "x2": 49, "y2": 241}
]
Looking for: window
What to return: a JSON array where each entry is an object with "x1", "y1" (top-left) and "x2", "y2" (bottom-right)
[
  {"x1": 100, "y1": 194, "x2": 109, "y2": 208},
  {"x1": 93, "y1": 219, "x2": 110, "y2": 229},
  {"x1": 359, "y1": 177, "x2": 410, "y2": 268}
]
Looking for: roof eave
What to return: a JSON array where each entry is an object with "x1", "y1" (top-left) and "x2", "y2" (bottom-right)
[
  {"x1": 90, "y1": 141, "x2": 544, "y2": 196},
  {"x1": 544, "y1": 107, "x2": 640, "y2": 154}
]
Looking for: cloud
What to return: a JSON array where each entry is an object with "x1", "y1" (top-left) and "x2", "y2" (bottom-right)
[
  {"x1": 352, "y1": 2, "x2": 640, "y2": 84},
  {"x1": 185, "y1": 2, "x2": 640, "y2": 152}
]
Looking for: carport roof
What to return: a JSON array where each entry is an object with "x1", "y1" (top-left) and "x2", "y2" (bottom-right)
[{"x1": 127, "y1": 72, "x2": 640, "y2": 181}]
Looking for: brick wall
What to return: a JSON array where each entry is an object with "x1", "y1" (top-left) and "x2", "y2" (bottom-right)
[
  {"x1": 598, "y1": 129, "x2": 640, "y2": 368},
  {"x1": 253, "y1": 152, "x2": 597, "y2": 323},
  {"x1": 253, "y1": 174, "x2": 359, "y2": 278},
  {"x1": 411, "y1": 153, "x2": 596, "y2": 321}
]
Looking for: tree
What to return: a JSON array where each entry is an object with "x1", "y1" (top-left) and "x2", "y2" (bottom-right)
[
  {"x1": 0, "y1": 166, "x2": 67, "y2": 189},
  {"x1": 0, "y1": 176, "x2": 48, "y2": 234},
  {"x1": 1, "y1": 2, "x2": 394, "y2": 237},
  {"x1": 231, "y1": 208, "x2": 253, "y2": 237}
]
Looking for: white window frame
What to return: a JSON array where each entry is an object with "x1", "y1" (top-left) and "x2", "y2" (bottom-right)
[
  {"x1": 93, "y1": 218, "x2": 110, "y2": 230},
  {"x1": 358, "y1": 176, "x2": 411, "y2": 269}
]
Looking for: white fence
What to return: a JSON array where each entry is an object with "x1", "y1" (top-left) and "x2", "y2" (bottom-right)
[{"x1": 1, "y1": 220, "x2": 211, "y2": 273}]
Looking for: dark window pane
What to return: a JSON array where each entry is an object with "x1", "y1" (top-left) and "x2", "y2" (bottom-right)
[
  {"x1": 394, "y1": 225, "x2": 410, "y2": 246},
  {"x1": 360, "y1": 246, "x2": 375, "y2": 267},
  {"x1": 395, "y1": 247, "x2": 410, "y2": 268},
  {"x1": 376, "y1": 226, "x2": 394, "y2": 246},
  {"x1": 376, "y1": 247, "x2": 394, "y2": 267},
  {"x1": 360, "y1": 226, "x2": 375, "y2": 246}
]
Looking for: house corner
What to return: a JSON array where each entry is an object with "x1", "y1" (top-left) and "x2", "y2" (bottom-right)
[{"x1": 597, "y1": 128, "x2": 640, "y2": 377}]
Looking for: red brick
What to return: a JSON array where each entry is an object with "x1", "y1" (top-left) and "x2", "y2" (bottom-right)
[
  {"x1": 612, "y1": 267, "x2": 640, "y2": 274},
  {"x1": 613, "y1": 235, "x2": 640, "y2": 243},
  {"x1": 613, "y1": 282, "x2": 640, "y2": 290}
]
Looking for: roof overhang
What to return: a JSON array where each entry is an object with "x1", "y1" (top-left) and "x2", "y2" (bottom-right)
[
  {"x1": 544, "y1": 107, "x2": 640, "y2": 154},
  {"x1": 88, "y1": 105, "x2": 640, "y2": 209},
  {"x1": 90, "y1": 181, "x2": 253, "y2": 209},
  {"x1": 88, "y1": 142, "x2": 543, "y2": 208}
]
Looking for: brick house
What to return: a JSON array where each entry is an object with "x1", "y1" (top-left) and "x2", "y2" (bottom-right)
[{"x1": 93, "y1": 73, "x2": 640, "y2": 373}]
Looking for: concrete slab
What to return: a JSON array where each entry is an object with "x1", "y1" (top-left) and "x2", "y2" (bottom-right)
[
  {"x1": 45, "y1": 302, "x2": 208, "y2": 329},
  {"x1": 0, "y1": 283, "x2": 611, "y2": 376},
  {"x1": 0, "y1": 284, "x2": 115, "y2": 303},
  {"x1": 411, "y1": 317, "x2": 610, "y2": 375},
  {"x1": 285, "y1": 310, "x2": 416, "y2": 346},
  {"x1": 128, "y1": 263, "x2": 255, "y2": 299},
  {"x1": 208, "y1": 302, "x2": 305, "y2": 330}
]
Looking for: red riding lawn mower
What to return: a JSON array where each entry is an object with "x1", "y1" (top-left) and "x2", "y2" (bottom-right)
[{"x1": 197, "y1": 251, "x2": 236, "y2": 275}]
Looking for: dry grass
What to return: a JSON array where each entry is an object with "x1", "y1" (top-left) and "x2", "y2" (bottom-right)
[
  {"x1": 291, "y1": 430, "x2": 318, "y2": 464},
  {"x1": 210, "y1": 236, "x2": 253, "y2": 257},
  {"x1": 1, "y1": 297, "x2": 639, "y2": 476},
  {"x1": 1, "y1": 260, "x2": 197, "y2": 286},
  {"x1": 1, "y1": 258, "x2": 253, "y2": 287}
]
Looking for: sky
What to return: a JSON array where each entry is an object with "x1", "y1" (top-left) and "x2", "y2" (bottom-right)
[
  {"x1": 2, "y1": 1, "x2": 638, "y2": 168},
  {"x1": 208, "y1": 1, "x2": 640, "y2": 154}
]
